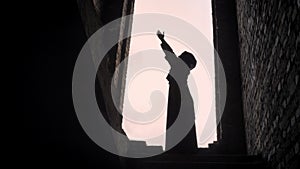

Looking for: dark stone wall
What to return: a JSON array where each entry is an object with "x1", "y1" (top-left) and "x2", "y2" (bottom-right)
[
  {"x1": 77, "y1": 0, "x2": 135, "y2": 135},
  {"x1": 236, "y1": 0, "x2": 300, "y2": 168},
  {"x1": 212, "y1": 0, "x2": 247, "y2": 154},
  {"x1": 77, "y1": 0, "x2": 135, "y2": 155}
]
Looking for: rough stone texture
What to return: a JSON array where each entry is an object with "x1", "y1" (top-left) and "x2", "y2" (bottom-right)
[
  {"x1": 77, "y1": 0, "x2": 134, "y2": 134},
  {"x1": 236, "y1": 0, "x2": 300, "y2": 168},
  {"x1": 77, "y1": 0, "x2": 135, "y2": 155},
  {"x1": 212, "y1": 0, "x2": 247, "y2": 154}
]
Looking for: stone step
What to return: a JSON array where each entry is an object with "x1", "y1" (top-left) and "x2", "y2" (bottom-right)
[
  {"x1": 126, "y1": 140, "x2": 163, "y2": 156},
  {"x1": 124, "y1": 141, "x2": 269, "y2": 169},
  {"x1": 126, "y1": 153, "x2": 269, "y2": 169},
  {"x1": 209, "y1": 142, "x2": 219, "y2": 148},
  {"x1": 144, "y1": 153, "x2": 263, "y2": 163},
  {"x1": 128, "y1": 140, "x2": 147, "y2": 148},
  {"x1": 140, "y1": 160, "x2": 266, "y2": 169}
]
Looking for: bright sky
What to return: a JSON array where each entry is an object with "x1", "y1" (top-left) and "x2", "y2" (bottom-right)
[{"x1": 122, "y1": 0, "x2": 216, "y2": 149}]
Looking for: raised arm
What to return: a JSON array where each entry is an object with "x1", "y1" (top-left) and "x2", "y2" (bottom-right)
[
  {"x1": 156, "y1": 30, "x2": 178, "y2": 66},
  {"x1": 156, "y1": 30, "x2": 174, "y2": 55}
]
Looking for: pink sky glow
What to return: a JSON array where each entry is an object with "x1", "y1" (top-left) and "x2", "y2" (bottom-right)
[{"x1": 122, "y1": 0, "x2": 216, "y2": 149}]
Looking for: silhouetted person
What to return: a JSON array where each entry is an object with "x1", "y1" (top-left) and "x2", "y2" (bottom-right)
[{"x1": 157, "y1": 30, "x2": 197, "y2": 153}]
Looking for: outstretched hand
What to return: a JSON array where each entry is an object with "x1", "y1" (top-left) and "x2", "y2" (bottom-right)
[{"x1": 157, "y1": 30, "x2": 164, "y2": 40}]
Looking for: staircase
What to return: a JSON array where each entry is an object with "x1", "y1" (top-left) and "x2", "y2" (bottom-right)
[
  {"x1": 124, "y1": 141, "x2": 270, "y2": 169},
  {"x1": 136, "y1": 153, "x2": 269, "y2": 169},
  {"x1": 126, "y1": 140, "x2": 163, "y2": 156}
]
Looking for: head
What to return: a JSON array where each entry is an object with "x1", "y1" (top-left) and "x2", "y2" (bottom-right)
[{"x1": 179, "y1": 51, "x2": 197, "y2": 70}]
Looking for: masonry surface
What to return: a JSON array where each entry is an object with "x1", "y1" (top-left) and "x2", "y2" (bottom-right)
[{"x1": 236, "y1": 0, "x2": 300, "y2": 169}]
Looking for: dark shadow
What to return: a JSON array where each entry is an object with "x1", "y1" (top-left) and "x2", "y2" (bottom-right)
[{"x1": 157, "y1": 30, "x2": 198, "y2": 153}]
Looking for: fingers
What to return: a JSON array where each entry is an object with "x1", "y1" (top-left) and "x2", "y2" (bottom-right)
[{"x1": 157, "y1": 30, "x2": 165, "y2": 40}]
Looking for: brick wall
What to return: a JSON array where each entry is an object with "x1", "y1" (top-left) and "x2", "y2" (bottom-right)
[{"x1": 236, "y1": 0, "x2": 299, "y2": 169}]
